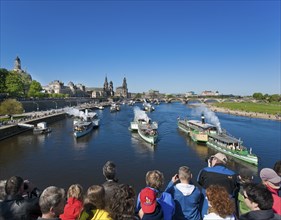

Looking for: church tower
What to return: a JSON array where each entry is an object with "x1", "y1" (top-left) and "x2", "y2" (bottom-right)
[
  {"x1": 14, "y1": 56, "x2": 22, "y2": 72},
  {"x1": 122, "y1": 77, "x2": 128, "y2": 98},
  {"x1": 103, "y1": 76, "x2": 109, "y2": 92}
]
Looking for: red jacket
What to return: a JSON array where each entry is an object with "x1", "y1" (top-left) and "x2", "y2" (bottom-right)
[
  {"x1": 60, "y1": 197, "x2": 83, "y2": 220},
  {"x1": 266, "y1": 184, "x2": 281, "y2": 215}
]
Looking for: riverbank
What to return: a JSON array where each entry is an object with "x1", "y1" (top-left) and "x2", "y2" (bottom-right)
[{"x1": 207, "y1": 104, "x2": 281, "y2": 121}]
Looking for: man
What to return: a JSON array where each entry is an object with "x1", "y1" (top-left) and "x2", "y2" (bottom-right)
[
  {"x1": 0, "y1": 176, "x2": 41, "y2": 220},
  {"x1": 102, "y1": 161, "x2": 119, "y2": 209},
  {"x1": 37, "y1": 186, "x2": 66, "y2": 220},
  {"x1": 197, "y1": 153, "x2": 238, "y2": 217},
  {"x1": 165, "y1": 166, "x2": 201, "y2": 220},
  {"x1": 136, "y1": 170, "x2": 175, "y2": 220},
  {"x1": 240, "y1": 183, "x2": 281, "y2": 220},
  {"x1": 260, "y1": 168, "x2": 281, "y2": 215}
]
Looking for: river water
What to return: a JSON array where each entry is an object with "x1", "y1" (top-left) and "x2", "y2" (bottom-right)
[{"x1": 0, "y1": 102, "x2": 280, "y2": 193}]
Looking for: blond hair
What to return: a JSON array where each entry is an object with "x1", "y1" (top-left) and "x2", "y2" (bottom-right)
[
  {"x1": 145, "y1": 170, "x2": 164, "y2": 190},
  {"x1": 67, "y1": 184, "x2": 83, "y2": 201}
]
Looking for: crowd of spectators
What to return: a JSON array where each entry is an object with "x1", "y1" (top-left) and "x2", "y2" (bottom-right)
[{"x1": 0, "y1": 157, "x2": 280, "y2": 220}]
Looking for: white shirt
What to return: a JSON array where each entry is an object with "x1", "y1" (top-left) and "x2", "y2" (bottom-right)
[{"x1": 203, "y1": 212, "x2": 235, "y2": 220}]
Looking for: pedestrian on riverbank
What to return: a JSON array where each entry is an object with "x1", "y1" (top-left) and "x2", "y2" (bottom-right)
[
  {"x1": 237, "y1": 168, "x2": 254, "y2": 217},
  {"x1": 0, "y1": 176, "x2": 41, "y2": 220},
  {"x1": 136, "y1": 170, "x2": 175, "y2": 220},
  {"x1": 60, "y1": 184, "x2": 83, "y2": 220},
  {"x1": 79, "y1": 185, "x2": 111, "y2": 220},
  {"x1": 102, "y1": 160, "x2": 119, "y2": 210},
  {"x1": 38, "y1": 186, "x2": 66, "y2": 220},
  {"x1": 197, "y1": 153, "x2": 238, "y2": 217},
  {"x1": 239, "y1": 183, "x2": 281, "y2": 220},
  {"x1": 204, "y1": 185, "x2": 235, "y2": 220},
  {"x1": 260, "y1": 168, "x2": 281, "y2": 215},
  {"x1": 138, "y1": 187, "x2": 163, "y2": 220},
  {"x1": 165, "y1": 166, "x2": 202, "y2": 220}
]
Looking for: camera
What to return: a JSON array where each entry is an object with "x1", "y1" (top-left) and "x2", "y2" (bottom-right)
[{"x1": 24, "y1": 182, "x2": 29, "y2": 190}]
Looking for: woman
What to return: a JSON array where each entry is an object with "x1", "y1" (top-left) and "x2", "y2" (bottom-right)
[{"x1": 204, "y1": 185, "x2": 236, "y2": 220}]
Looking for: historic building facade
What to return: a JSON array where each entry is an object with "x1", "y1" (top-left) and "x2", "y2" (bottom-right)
[{"x1": 115, "y1": 77, "x2": 129, "y2": 98}]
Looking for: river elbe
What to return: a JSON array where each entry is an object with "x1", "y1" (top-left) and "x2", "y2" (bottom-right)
[{"x1": 0, "y1": 102, "x2": 280, "y2": 193}]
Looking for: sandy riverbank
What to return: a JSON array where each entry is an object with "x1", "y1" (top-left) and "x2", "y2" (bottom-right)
[{"x1": 207, "y1": 105, "x2": 281, "y2": 121}]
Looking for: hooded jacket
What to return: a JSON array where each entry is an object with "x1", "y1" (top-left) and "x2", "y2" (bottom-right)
[
  {"x1": 265, "y1": 184, "x2": 281, "y2": 215},
  {"x1": 60, "y1": 197, "x2": 83, "y2": 220},
  {"x1": 165, "y1": 181, "x2": 201, "y2": 220},
  {"x1": 239, "y1": 209, "x2": 281, "y2": 220}
]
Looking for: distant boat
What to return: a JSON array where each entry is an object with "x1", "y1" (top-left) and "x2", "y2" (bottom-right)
[
  {"x1": 143, "y1": 102, "x2": 155, "y2": 112},
  {"x1": 207, "y1": 131, "x2": 258, "y2": 166},
  {"x1": 33, "y1": 122, "x2": 52, "y2": 134},
  {"x1": 178, "y1": 114, "x2": 217, "y2": 143},
  {"x1": 110, "y1": 103, "x2": 120, "y2": 112},
  {"x1": 73, "y1": 110, "x2": 99, "y2": 128},
  {"x1": 74, "y1": 121, "x2": 93, "y2": 138}
]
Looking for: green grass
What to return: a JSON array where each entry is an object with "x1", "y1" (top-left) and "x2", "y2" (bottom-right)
[{"x1": 212, "y1": 102, "x2": 281, "y2": 115}]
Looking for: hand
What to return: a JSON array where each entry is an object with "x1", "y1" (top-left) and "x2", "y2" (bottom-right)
[{"x1": 172, "y1": 174, "x2": 179, "y2": 183}]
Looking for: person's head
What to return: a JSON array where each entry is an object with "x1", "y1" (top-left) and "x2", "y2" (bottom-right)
[
  {"x1": 206, "y1": 185, "x2": 235, "y2": 218},
  {"x1": 108, "y1": 184, "x2": 136, "y2": 220},
  {"x1": 0, "y1": 180, "x2": 7, "y2": 201},
  {"x1": 67, "y1": 184, "x2": 83, "y2": 201},
  {"x1": 210, "y1": 153, "x2": 228, "y2": 167},
  {"x1": 243, "y1": 182, "x2": 273, "y2": 211},
  {"x1": 5, "y1": 176, "x2": 24, "y2": 196},
  {"x1": 85, "y1": 185, "x2": 105, "y2": 209},
  {"x1": 238, "y1": 167, "x2": 254, "y2": 184},
  {"x1": 140, "y1": 187, "x2": 157, "y2": 214},
  {"x1": 39, "y1": 186, "x2": 66, "y2": 218},
  {"x1": 145, "y1": 170, "x2": 164, "y2": 190},
  {"x1": 178, "y1": 166, "x2": 192, "y2": 183},
  {"x1": 273, "y1": 160, "x2": 281, "y2": 177},
  {"x1": 103, "y1": 161, "x2": 117, "y2": 181},
  {"x1": 260, "y1": 168, "x2": 281, "y2": 189}
]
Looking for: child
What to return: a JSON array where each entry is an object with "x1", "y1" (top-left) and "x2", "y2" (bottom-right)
[
  {"x1": 138, "y1": 187, "x2": 163, "y2": 220},
  {"x1": 60, "y1": 184, "x2": 83, "y2": 220}
]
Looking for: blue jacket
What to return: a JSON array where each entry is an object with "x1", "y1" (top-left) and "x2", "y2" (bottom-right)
[
  {"x1": 197, "y1": 165, "x2": 238, "y2": 217},
  {"x1": 165, "y1": 181, "x2": 202, "y2": 220},
  {"x1": 137, "y1": 187, "x2": 175, "y2": 220}
]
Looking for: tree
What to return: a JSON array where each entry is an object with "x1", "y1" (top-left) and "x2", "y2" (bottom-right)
[
  {"x1": 28, "y1": 80, "x2": 42, "y2": 97},
  {"x1": 269, "y1": 94, "x2": 280, "y2": 103},
  {"x1": 0, "y1": 68, "x2": 9, "y2": 93},
  {"x1": 5, "y1": 72, "x2": 24, "y2": 97},
  {"x1": 0, "y1": 99, "x2": 24, "y2": 115},
  {"x1": 252, "y1": 92, "x2": 264, "y2": 100}
]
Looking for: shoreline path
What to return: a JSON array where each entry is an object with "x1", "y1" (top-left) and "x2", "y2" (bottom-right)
[{"x1": 207, "y1": 105, "x2": 281, "y2": 121}]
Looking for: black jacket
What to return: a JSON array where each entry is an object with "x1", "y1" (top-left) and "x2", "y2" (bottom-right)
[
  {"x1": 0, "y1": 194, "x2": 41, "y2": 220},
  {"x1": 142, "y1": 204, "x2": 164, "y2": 220},
  {"x1": 239, "y1": 209, "x2": 281, "y2": 220}
]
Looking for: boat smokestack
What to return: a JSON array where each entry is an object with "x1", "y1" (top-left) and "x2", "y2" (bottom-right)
[{"x1": 201, "y1": 113, "x2": 205, "y2": 124}]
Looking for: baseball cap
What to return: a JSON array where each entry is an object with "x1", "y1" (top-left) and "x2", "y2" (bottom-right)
[
  {"x1": 213, "y1": 153, "x2": 228, "y2": 164},
  {"x1": 140, "y1": 187, "x2": 156, "y2": 214},
  {"x1": 260, "y1": 168, "x2": 281, "y2": 184}
]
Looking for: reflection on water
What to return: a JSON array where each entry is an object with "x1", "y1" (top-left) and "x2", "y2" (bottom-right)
[{"x1": 0, "y1": 102, "x2": 279, "y2": 192}]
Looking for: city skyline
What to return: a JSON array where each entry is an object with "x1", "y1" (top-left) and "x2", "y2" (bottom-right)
[{"x1": 1, "y1": 1, "x2": 280, "y2": 96}]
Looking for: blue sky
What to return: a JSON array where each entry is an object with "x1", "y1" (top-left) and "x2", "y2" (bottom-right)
[{"x1": 0, "y1": 0, "x2": 280, "y2": 96}]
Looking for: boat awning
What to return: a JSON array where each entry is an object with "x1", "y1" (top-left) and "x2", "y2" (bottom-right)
[{"x1": 209, "y1": 133, "x2": 240, "y2": 144}]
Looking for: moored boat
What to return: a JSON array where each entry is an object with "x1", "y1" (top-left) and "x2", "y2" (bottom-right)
[
  {"x1": 207, "y1": 132, "x2": 258, "y2": 166},
  {"x1": 33, "y1": 122, "x2": 52, "y2": 134}
]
